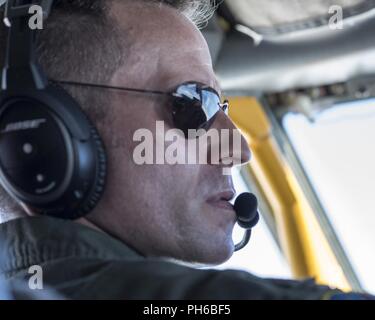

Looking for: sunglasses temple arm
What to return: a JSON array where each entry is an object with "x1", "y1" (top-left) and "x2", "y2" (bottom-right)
[{"x1": 49, "y1": 79, "x2": 171, "y2": 97}]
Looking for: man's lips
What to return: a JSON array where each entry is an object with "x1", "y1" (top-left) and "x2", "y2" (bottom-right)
[
  {"x1": 206, "y1": 191, "x2": 235, "y2": 211},
  {"x1": 207, "y1": 200, "x2": 234, "y2": 211}
]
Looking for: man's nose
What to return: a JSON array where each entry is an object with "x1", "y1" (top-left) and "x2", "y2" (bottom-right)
[{"x1": 207, "y1": 111, "x2": 251, "y2": 167}]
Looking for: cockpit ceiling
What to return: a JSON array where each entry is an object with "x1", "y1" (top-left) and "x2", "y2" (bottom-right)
[{"x1": 224, "y1": 0, "x2": 375, "y2": 34}]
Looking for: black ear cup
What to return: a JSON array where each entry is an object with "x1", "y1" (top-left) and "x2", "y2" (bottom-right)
[
  {"x1": 74, "y1": 125, "x2": 107, "y2": 218},
  {"x1": 0, "y1": 85, "x2": 107, "y2": 220},
  {"x1": 0, "y1": 1, "x2": 108, "y2": 219}
]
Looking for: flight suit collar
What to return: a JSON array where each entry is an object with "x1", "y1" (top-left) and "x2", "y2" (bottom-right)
[{"x1": 0, "y1": 216, "x2": 142, "y2": 276}]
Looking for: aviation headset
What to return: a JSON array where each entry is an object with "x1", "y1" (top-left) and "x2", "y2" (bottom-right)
[{"x1": 0, "y1": 0, "x2": 107, "y2": 219}]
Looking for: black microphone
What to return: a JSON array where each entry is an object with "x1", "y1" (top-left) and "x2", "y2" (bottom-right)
[{"x1": 233, "y1": 192, "x2": 260, "y2": 251}]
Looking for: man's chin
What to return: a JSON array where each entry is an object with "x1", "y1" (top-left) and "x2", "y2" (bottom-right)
[
  {"x1": 178, "y1": 237, "x2": 235, "y2": 267},
  {"x1": 203, "y1": 240, "x2": 234, "y2": 266},
  {"x1": 190, "y1": 220, "x2": 236, "y2": 265}
]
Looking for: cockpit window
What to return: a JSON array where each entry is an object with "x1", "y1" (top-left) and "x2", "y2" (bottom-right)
[{"x1": 282, "y1": 98, "x2": 375, "y2": 292}]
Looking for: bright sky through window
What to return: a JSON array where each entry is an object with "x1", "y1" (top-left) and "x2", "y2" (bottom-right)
[{"x1": 283, "y1": 98, "x2": 375, "y2": 293}]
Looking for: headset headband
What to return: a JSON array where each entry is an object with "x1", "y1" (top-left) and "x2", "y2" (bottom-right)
[{"x1": 2, "y1": 0, "x2": 53, "y2": 90}]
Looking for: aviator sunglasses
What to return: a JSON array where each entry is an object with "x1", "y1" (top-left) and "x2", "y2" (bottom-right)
[{"x1": 52, "y1": 80, "x2": 229, "y2": 137}]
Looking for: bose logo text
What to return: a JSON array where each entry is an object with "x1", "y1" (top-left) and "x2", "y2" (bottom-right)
[{"x1": 1, "y1": 119, "x2": 47, "y2": 134}]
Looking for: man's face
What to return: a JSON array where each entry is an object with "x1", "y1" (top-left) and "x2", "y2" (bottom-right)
[{"x1": 90, "y1": 2, "x2": 251, "y2": 264}]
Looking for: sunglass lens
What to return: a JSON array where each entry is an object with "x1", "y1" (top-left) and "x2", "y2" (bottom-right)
[
  {"x1": 172, "y1": 84, "x2": 224, "y2": 138},
  {"x1": 172, "y1": 97, "x2": 207, "y2": 137}
]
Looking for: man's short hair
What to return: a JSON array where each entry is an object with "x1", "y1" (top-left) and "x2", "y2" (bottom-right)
[{"x1": 0, "y1": 0, "x2": 216, "y2": 217}]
